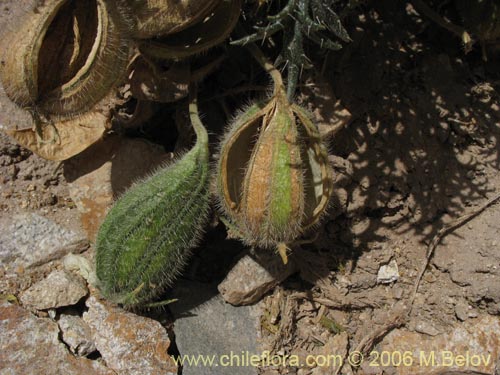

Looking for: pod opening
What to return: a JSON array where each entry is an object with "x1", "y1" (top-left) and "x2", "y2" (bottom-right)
[{"x1": 38, "y1": 0, "x2": 99, "y2": 97}]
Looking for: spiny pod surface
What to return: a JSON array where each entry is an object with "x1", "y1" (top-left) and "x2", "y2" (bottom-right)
[
  {"x1": 118, "y1": 0, "x2": 221, "y2": 39},
  {"x1": 217, "y1": 87, "x2": 333, "y2": 256},
  {"x1": 140, "y1": 0, "x2": 242, "y2": 60},
  {"x1": 0, "y1": 0, "x2": 130, "y2": 118},
  {"x1": 95, "y1": 93, "x2": 210, "y2": 308}
]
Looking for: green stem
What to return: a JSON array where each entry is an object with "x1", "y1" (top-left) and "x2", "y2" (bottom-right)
[
  {"x1": 234, "y1": 23, "x2": 286, "y2": 97},
  {"x1": 188, "y1": 84, "x2": 209, "y2": 150},
  {"x1": 245, "y1": 43, "x2": 285, "y2": 96}
]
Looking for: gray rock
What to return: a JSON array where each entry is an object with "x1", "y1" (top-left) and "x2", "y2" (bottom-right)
[
  {"x1": 413, "y1": 320, "x2": 441, "y2": 336},
  {"x1": 0, "y1": 301, "x2": 113, "y2": 375},
  {"x1": 20, "y1": 269, "x2": 88, "y2": 310},
  {"x1": 83, "y1": 296, "x2": 177, "y2": 375},
  {"x1": 0, "y1": 213, "x2": 88, "y2": 270},
  {"x1": 218, "y1": 253, "x2": 297, "y2": 305},
  {"x1": 170, "y1": 280, "x2": 262, "y2": 375},
  {"x1": 58, "y1": 314, "x2": 96, "y2": 357},
  {"x1": 377, "y1": 259, "x2": 399, "y2": 284}
]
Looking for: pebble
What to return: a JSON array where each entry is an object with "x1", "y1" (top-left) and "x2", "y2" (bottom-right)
[
  {"x1": 377, "y1": 259, "x2": 399, "y2": 284},
  {"x1": 413, "y1": 320, "x2": 441, "y2": 336},
  {"x1": 20, "y1": 269, "x2": 88, "y2": 310},
  {"x1": 58, "y1": 313, "x2": 97, "y2": 357},
  {"x1": 218, "y1": 252, "x2": 297, "y2": 306},
  {"x1": 454, "y1": 300, "x2": 469, "y2": 322}
]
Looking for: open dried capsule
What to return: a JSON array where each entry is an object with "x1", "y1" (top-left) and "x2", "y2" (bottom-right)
[
  {"x1": 216, "y1": 43, "x2": 333, "y2": 262},
  {"x1": 0, "y1": 0, "x2": 130, "y2": 118},
  {"x1": 95, "y1": 89, "x2": 210, "y2": 308},
  {"x1": 217, "y1": 88, "x2": 333, "y2": 258},
  {"x1": 139, "y1": 0, "x2": 242, "y2": 60},
  {"x1": 118, "y1": 0, "x2": 221, "y2": 39}
]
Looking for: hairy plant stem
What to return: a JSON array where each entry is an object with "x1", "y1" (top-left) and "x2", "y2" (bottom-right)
[{"x1": 244, "y1": 42, "x2": 286, "y2": 97}]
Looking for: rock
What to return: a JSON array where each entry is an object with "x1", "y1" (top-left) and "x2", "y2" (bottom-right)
[
  {"x1": 63, "y1": 254, "x2": 97, "y2": 286},
  {"x1": 64, "y1": 136, "x2": 171, "y2": 240},
  {"x1": 48, "y1": 309, "x2": 57, "y2": 319},
  {"x1": 170, "y1": 280, "x2": 262, "y2": 375},
  {"x1": 454, "y1": 300, "x2": 469, "y2": 322},
  {"x1": 58, "y1": 314, "x2": 96, "y2": 357},
  {"x1": 20, "y1": 270, "x2": 88, "y2": 310},
  {"x1": 0, "y1": 301, "x2": 113, "y2": 375},
  {"x1": 359, "y1": 359, "x2": 385, "y2": 375},
  {"x1": 310, "y1": 332, "x2": 349, "y2": 375},
  {"x1": 83, "y1": 296, "x2": 177, "y2": 375},
  {"x1": 413, "y1": 320, "x2": 441, "y2": 336},
  {"x1": 381, "y1": 315, "x2": 500, "y2": 375},
  {"x1": 0, "y1": 213, "x2": 88, "y2": 270},
  {"x1": 393, "y1": 287, "x2": 404, "y2": 300},
  {"x1": 218, "y1": 253, "x2": 297, "y2": 305},
  {"x1": 377, "y1": 259, "x2": 399, "y2": 284}
]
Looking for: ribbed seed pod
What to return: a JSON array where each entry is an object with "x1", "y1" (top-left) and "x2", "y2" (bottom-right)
[
  {"x1": 95, "y1": 91, "x2": 210, "y2": 308},
  {"x1": 118, "y1": 0, "x2": 220, "y2": 39},
  {"x1": 217, "y1": 87, "x2": 333, "y2": 258},
  {"x1": 140, "y1": 0, "x2": 242, "y2": 60},
  {"x1": 0, "y1": 0, "x2": 130, "y2": 118}
]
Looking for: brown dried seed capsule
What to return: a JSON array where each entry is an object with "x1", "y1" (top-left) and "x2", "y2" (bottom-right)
[
  {"x1": 0, "y1": 0, "x2": 130, "y2": 118},
  {"x1": 217, "y1": 88, "x2": 333, "y2": 255},
  {"x1": 139, "y1": 0, "x2": 242, "y2": 60},
  {"x1": 118, "y1": 0, "x2": 221, "y2": 39}
]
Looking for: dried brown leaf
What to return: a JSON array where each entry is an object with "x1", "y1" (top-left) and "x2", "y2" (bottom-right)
[{"x1": 5, "y1": 112, "x2": 109, "y2": 161}]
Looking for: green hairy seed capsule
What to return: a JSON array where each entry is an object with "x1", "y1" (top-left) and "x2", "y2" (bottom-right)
[
  {"x1": 216, "y1": 43, "x2": 333, "y2": 263},
  {"x1": 95, "y1": 92, "x2": 210, "y2": 308},
  {"x1": 217, "y1": 89, "x2": 333, "y2": 260}
]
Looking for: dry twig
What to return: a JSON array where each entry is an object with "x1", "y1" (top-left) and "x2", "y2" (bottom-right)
[{"x1": 353, "y1": 308, "x2": 407, "y2": 357}]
